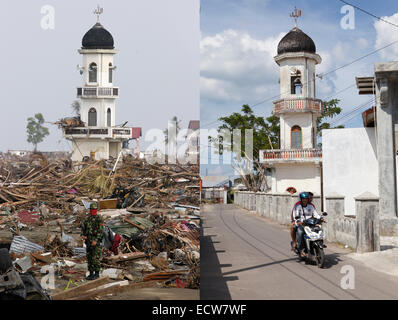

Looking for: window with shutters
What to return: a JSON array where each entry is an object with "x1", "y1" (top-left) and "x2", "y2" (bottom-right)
[
  {"x1": 107, "y1": 108, "x2": 111, "y2": 127},
  {"x1": 109, "y1": 63, "x2": 113, "y2": 83},
  {"x1": 89, "y1": 63, "x2": 97, "y2": 83},
  {"x1": 88, "y1": 108, "x2": 97, "y2": 126},
  {"x1": 291, "y1": 126, "x2": 302, "y2": 149}
]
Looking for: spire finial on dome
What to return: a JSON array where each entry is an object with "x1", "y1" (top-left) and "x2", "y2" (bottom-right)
[
  {"x1": 290, "y1": 7, "x2": 301, "y2": 28},
  {"x1": 93, "y1": 5, "x2": 103, "y2": 23}
]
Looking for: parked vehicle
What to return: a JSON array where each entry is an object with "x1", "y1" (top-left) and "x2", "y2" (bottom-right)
[{"x1": 293, "y1": 212, "x2": 327, "y2": 268}]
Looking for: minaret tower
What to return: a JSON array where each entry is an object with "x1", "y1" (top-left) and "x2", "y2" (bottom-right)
[
  {"x1": 274, "y1": 7, "x2": 322, "y2": 149},
  {"x1": 79, "y1": 6, "x2": 117, "y2": 129},
  {"x1": 260, "y1": 8, "x2": 323, "y2": 195},
  {"x1": 64, "y1": 7, "x2": 132, "y2": 161}
]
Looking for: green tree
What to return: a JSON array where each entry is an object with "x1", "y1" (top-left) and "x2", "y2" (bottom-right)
[
  {"x1": 216, "y1": 104, "x2": 279, "y2": 162},
  {"x1": 317, "y1": 98, "x2": 345, "y2": 136},
  {"x1": 213, "y1": 99, "x2": 344, "y2": 190},
  {"x1": 26, "y1": 113, "x2": 50, "y2": 152},
  {"x1": 212, "y1": 105, "x2": 279, "y2": 191}
]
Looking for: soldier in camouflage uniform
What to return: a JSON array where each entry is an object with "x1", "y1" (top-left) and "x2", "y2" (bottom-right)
[{"x1": 81, "y1": 202, "x2": 104, "y2": 280}]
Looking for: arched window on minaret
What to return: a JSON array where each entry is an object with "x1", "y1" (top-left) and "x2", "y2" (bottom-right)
[
  {"x1": 291, "y1": 71, "x2": 302, "y2": 94},
  {"x1": 89, "y1": 63, "x2": 97, "y2": 83},
  {"x1": 88, "y1": 108, "x2": 97, "y2": 126},
  {"x1": 107, "y1": 108, "x2": 111, "y2": 127},
  {"x1": 109, "y1": 63, "x2": 113, "y2": 83},
  {"x1": 291, "y1": 126, "x2": 302, "y2": 149}
]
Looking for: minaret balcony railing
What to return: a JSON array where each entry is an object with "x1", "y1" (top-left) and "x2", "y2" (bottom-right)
[
  {"x1": 259, "y1": 148, "x2": 322, "y2": 163},
  {"x1": 77, "y1": 87, "x2": 119, "y2": 98},
  {"x1": 64, "y1": 126, "x2": 132, "y2": 139},
  {"x1": 273, "y1": 98, "x2": 322, "y2": 114}
]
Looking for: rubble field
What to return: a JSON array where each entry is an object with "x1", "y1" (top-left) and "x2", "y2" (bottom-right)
[{"x1": 0, "y1": 153, "x2": 200, "y2": 300}]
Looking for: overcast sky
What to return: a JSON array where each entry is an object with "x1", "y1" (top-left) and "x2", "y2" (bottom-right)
[
  {"x1": 200, "y1": 0, "x2": 398, "y2": 177},
  {"x1": 0, "y1": 0, "x2": 199, "y2": 152}
]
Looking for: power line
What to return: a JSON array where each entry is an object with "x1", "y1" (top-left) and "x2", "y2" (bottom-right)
[
  {"x1": 201, "y1": 29, "x2": 398, "y2": 129},
  {"x1": 327, "y1": 97, "x2": 375, "y2": 126},
  {"x1": 338, "y1": 0, "x2": 398, "y2": 29},
  {"x1": 318, "y1": 39, "x2": 398, "y2": 78}
]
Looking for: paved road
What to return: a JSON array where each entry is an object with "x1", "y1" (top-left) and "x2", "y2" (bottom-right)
[{"x1": 201, "y1": 204, "x2": 398, "y2": 300}]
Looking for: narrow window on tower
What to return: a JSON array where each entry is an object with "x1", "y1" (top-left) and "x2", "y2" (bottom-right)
[
  {"x1": 88, "y1": 108, "x2": 97, "y2": 126},
  {"x1": 109, "y1": 63, "x2": 113, "y2": 83},
  {"x1": 291, "y1": 126, "x2": 302, "y2": 149},
  {"x1": 89, "y1": 63, "x2": 97, "y2": 83},
  {"x1": 291, "y1": 71, "x2": 302, "y2": 94},
  {"x1": 107, "y1": 108, "x2": 111, "y2": 127}
]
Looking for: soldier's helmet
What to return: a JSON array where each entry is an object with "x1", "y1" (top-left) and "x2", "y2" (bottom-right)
[{"x1": 90, "y1": 202, "x2": 98, "y2": 210}]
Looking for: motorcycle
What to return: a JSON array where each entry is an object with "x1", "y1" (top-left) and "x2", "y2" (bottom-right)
[{"x1": 292, "y1": 212, "x2": 327, "y2": 268}]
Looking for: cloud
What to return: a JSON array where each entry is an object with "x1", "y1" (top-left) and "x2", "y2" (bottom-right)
[
  {"x1": 200, "y1": 29, "x2": 284, "y2": 104},
  {"x1": 374, "y1": 13, "x2": 398, "y2": 60}
]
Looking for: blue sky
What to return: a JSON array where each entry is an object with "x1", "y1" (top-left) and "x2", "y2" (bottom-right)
[{"x1": 200, "y1": 0, "x2": 398, "y2": 178}]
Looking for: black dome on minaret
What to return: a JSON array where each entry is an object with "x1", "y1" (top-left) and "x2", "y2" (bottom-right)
[
  {"x1": 277, "y1": 27, "x2": 316, "y2": 55},
  {"x1": 82, "y1": 22, "x2": 114, "y2": 49}
]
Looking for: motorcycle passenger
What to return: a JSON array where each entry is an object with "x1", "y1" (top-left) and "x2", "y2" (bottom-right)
[
  {"x1": 292, "y1": 192, "x2": 322, "y2": 258},
  {"x1": 290, "y1": 191, "x2": 312, "y2": 251}
]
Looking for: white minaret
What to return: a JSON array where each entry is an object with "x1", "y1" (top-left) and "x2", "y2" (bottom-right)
[
  {"x1": 260, "y1": 8, "x2": 323, "y2": 195},
  {"x1": 273, "y1": 7, "x2": 322, "y2": 150},
  {"x1": 64, "y1": 7, "x2": 132, "y2": 161},
  {"x1": 78, "y1": 6, "x2": 118, "y2": 128}
]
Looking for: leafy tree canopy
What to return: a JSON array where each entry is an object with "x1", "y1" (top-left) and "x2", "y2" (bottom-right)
[{"x1": 26, "y1": 113, "x2": 50, "y2": 152}]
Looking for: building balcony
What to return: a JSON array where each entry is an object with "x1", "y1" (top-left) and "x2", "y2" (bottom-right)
[
  {"x1": 259, "y1": 148, "x2": 322, "y2": 164},
  {"x1": 273, "y1": 98, "x2": 322, "y2": 115},
  {"x1": 64, "y1": 126, "x2": 132, "y2": 140},
  {"x1": 77, "y1": 87, "x2": 119, "y2": 98}
]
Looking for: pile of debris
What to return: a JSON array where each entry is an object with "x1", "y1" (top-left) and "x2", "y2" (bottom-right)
[{"x1": 0, "y1": 153, "x2": 200, "y2": 300}]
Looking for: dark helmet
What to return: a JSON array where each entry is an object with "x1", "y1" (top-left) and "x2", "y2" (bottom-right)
[
  {"x1": 299, "y1": 192, "x2": 310, "y2": 200},
  {"x1": 90, "y1": 202, "x2": 98, "y2": 210}
]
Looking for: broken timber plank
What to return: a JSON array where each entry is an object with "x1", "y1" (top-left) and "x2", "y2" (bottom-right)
[
  {"x1": 122, "y1": 217, "x2": 146, "y2": 231},
  {"x1": 103, "y1": 252, "x2": 147, "y2": 263},
  {"x1": 51, "y1": 276, "x2": 110, "y2": 300}
]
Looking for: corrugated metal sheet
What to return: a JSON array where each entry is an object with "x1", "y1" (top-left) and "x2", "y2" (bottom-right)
[
  {"x1": 72, "y1": 247, "x2": 86, "y2": 257},
  {"x1": 9, "y1": 235, "x2": 44, "y2": 254}
]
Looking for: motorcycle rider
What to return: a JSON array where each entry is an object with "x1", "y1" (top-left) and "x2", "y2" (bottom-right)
[{"x1": 291, "y1": 192, "x2": 322, "y2": 258}]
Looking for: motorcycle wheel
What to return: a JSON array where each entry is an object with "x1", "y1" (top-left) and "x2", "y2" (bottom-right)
[{"x1": 315, "y1": 246, "x2": 325, "y2": 268}]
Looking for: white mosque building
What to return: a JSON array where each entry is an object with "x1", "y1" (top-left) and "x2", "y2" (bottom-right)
[
  {"x1": 260, "y1": 22, "x2": 323, "y2": 195},
  {"x1": 63, "y1": 10, "x2": 139, "y2": 161}
]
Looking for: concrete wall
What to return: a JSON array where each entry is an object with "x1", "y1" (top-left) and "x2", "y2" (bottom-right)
[
  {"x1": 279, "y1": 57, "x2": 317, "y2": 100},
  {"x1": 202, "y1": 188, "x2": 227, "y2": 203},
  {"x1": 71, "y1": 139, "x2": 121, "y2": 161},
  {"x1": 81, "y1": 51, "x2": 115, "y2": 87},
  {"x1": 323, "y1": 127, "x2": 378, "y2": 216},
  {"x1": 235, "y1": 191, "x2": 380, "y2": 252},
  {"x1": 280, "y1": 113, "x2": 314, "y2": 149},
  {"x1": 273, "y1": 163, "x2": 321, "y2": 195}
]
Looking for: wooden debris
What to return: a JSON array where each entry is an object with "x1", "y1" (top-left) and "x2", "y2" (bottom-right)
[
  {"x1": 51, "y1": 276, "x2": 110, "y2": 300},
  {"x1": 103, "y1": 252, "x2": 147, "y2": 263}
]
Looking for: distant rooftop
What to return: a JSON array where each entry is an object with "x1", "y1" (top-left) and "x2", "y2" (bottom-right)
[{"x1": 188, "y1": 120, "x2": 200, "y2": 131}]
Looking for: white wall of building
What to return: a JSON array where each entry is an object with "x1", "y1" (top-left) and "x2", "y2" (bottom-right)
[
  {"x1": 278, "y1": 57, "x2": 317, "y2": 99},
  {"x1": 80, "y1": 51, "x2": 116, "y2": 87},
  {"x1": 323, "y1": 127, "x2": 378, "y2": 216},
  {"x1": 71, "y1": 138, "x2": 117, "y2": 161},
  {"x1": 273, "y1": 163, "x2": 321, "y2": 194},
  {"x1": 80, "y1": 98, "x2": 116, "y2": 128},
  {"x1": 280, "y1": 112, "x2": 314, "y2": 149}
]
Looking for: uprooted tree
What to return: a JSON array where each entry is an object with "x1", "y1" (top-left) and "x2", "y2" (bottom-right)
[
  {"x1": 213, "y1": 99, "x2": 344, "y2": 191},
  {"x1": 26, "y1": 113, "x2": 50, "y2": 152}
]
